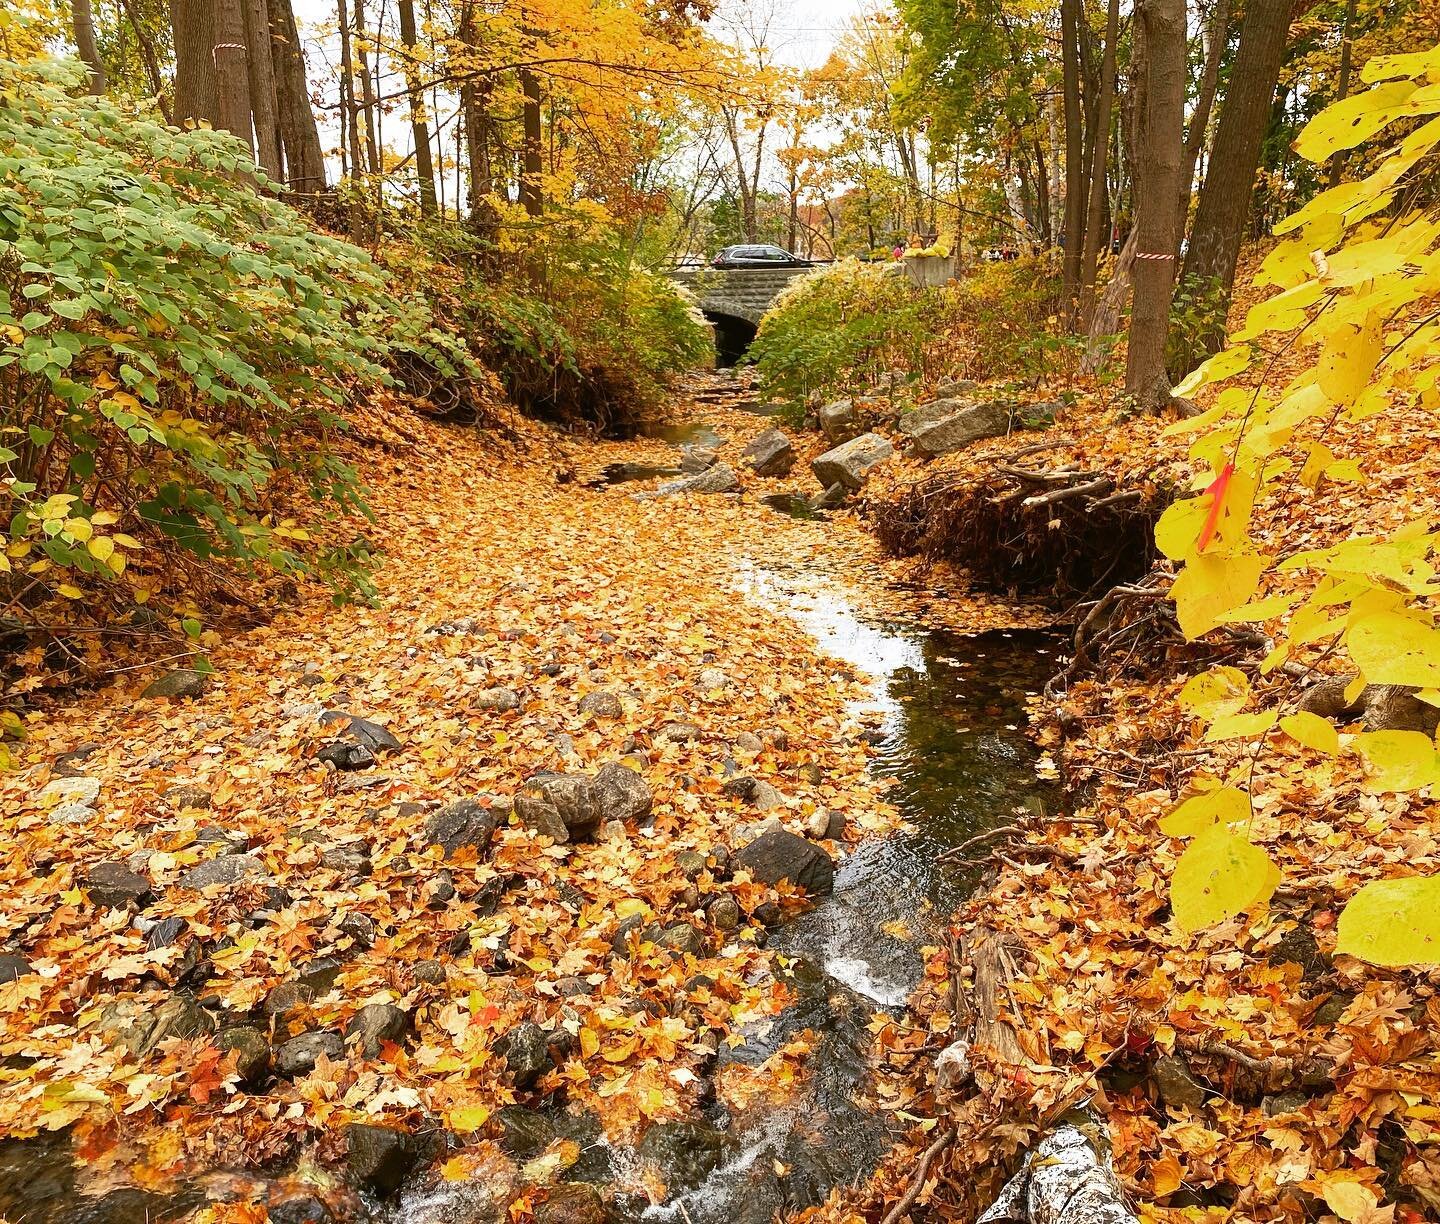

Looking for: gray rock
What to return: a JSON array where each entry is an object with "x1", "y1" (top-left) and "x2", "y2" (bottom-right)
[
  {"x1": 698, "y1": 667, "x2": 728, "y2": 693},
  {"x1": 733, "y1": 731, "x2": 764, "y2": 754},
  {"x1": 345, "y1": 1122, "x2": 417, "y2": 1196},
  {"x1": 515, "y1": 772, "x2": 600, "y2": 843},
  {"x1": 0, "y1": 954, "x2": 33, "y2": 982},
  {"x1": 578, "y1": 690, "x2": 623, "y2": 719},
  {"x1": 145, "y1": 917, "x2": 186, "y2": 950},
  {"x1": 413, "y1": 959, "x2": 445, "y2": 985},
  {"x1": 320, "y1": 843, "x2": 371, "y2": 876},
  {"x1": 317, "y1": 741, "x2": 375, "y2": 771},
  {"x1": 1153, "y1": 1053, "x2": 1207, "y2": 1110},
  {"x1": 637, "y1": 1120, "x2": 736, "y2": 1191},
  {"x1": 749, "y1": 780, "x2": 784, "y2": 811},
  {"x1": 195, "y1": 825, "x2": 247, "y2": 855},
  {"x1": 295, "y1": 956, "x2": 343, "y2": 995},
  {"x1": 85, "y1": 861, "x2": 152, "y2": 909},
  {"x1": 142, "y1": 668, "x2": 208, "y2": 699},
  {"x1": 679, "y1": 444, "x2": 719, "y2": 473},
  {"x1": 339, "y1": 912, "x2": 376, "y2": 949},
  {"x1": 903, "y1": 399, "x2": 1018, "y2": 456},
  {"x1": 734, "y1": 830, "x2": 835, "y2": 897},
  {"x1": 346, "y1": 1003, "x2": 410, "y2": 1057},
  {"x1": 811, "y1": 432, "x2": 893, "y2": 491},
  {"x1": 100, "y1": 994, "x2": 215, "y2": 1057},
  {"x1": 657, "y1": 923, "x2": 707, "y2": 956},
  {"x1": 1262, "y1": 1090, "x2": 1309, "y2": 1117},
  {"x1": 318, "y1": 710, "x2": 401, "y2": 752},
  {"x1": 611, "y1": 914, "x2": 650, "y2": 959},
  {"x1": 475, "y1": 687, "x2": 521, "y2": 712},
  {"x1": 425, "y1": 869, "x2": 456, "y2": 908},
  {"x1": 817, "y1": 398, "x2": 862, "y2": 444},
  {"x1": 934, "y1": 375, "x2": 980, "y2": 398},
  {"x1": 179, "y1": 853, "x2": 259, "y2": 891},
  {"x1": 804, "y1": 807, "x2": 833, "y2": 839},
  {"x1": 592, "y1": 761, "x2": 653, "y2": 824},
  {"x1": 216, "y1": 1026, "x2": 270, "y2": 1085},
  {"x1": 262, "y1": 981, "x2": 316, "y2": 1018},
  {"x1": 275, "y1": 1031, "x2": 343, "y2": 1077},
  {"x1": 659, "y1": 721, "x2": 702, "y2": 743},
  {"x1": 425, "y1": 798, "x2": 499, "y2": 858},
  {"x1": 743, "y1": 428, "x2": 796, "y2": 477},
  {"x1": 645, "y1": 463, "x2": 741, "y2": 498},
  {"x1": 166, "y1": 784, "x2": 213, "y2": 810},
  {"x1": 808, "y1": 482, "x2": 850, "y2": 511},
  {"x1": 535, "y1": 1184, "x2": 606, "y2": 1224},
  {"x1": 708, "y1": 896, "x2": 742, "y2": 931},
  {"x1": 502, "y1": 1021, "x2": 552, "y2": 1090}
]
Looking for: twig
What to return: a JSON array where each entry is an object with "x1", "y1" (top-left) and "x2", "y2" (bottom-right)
[
  {"x1": 879, "y1": 1126, "x2": 956, "y2": 1224},
  {"x1": 1021, "y1": 475, "x2": 1115, "y2": 508}
]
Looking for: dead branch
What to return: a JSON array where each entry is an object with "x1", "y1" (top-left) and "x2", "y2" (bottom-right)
[
  {"x1": 1021, "y1": 475, "x2": 1116, "y2": 508},
  {"x1": 880, "y1": 1126, "x2": 957, "y2": 1224}
]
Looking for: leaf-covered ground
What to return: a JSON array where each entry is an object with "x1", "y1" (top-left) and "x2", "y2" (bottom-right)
[{"x1": 0, "y1": 386, "x2": 938, "y2": 1221}]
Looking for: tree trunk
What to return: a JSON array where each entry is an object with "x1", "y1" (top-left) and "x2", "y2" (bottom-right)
[
  {"x1": 242, "y1": 0, "x2": 281, "y2": 179},
  {"x1": 1079, "y1": 0, "x2": 1119, "y2": 325},
  {"x1": 336, "y1": 0, "x2": 365, "y2": 177},
  {"x1": 518, "y1": 68, "x2": 544, "y2": 217},
  {"x1": 1176, "y1": 0, "x2": 1291, "y2": 367},
  {"x1": 1124, "y1": 0, "x2": 1186, "y2": 409},
  {"x1": 353, "y1": 0, "x2": 381, "y2": 177},
  {"x1": 171, "y1": 0, "x2": 218, "y2": 127},
  {"x1": 72, "y1": 0, "x2": 107, "y2": 93},
  {"x1": 1176, "y1": 0, "x2": 1232, "y2": 253},
  {"x1": 213, "y1": 0, "x2": 255, "y2": 157},
  {"x1": 1326, "y1": 0, "x2": 1357, "y2": 189},
  {"x1": 268, "y1": 0, "x2": 326, "y2": 192},
  {"x1": 1031, "y1": 137, "x2": 1053, "y2": 246},
  {"x1": 1060, "y1": 0, "x2": 1086, "y2": 322},
  {"x1": 117, "y1": 0, "x2": 172, "y2": 121},
  {"x1": 398, "y1": 0, "x2": 438, "y2": 214}
]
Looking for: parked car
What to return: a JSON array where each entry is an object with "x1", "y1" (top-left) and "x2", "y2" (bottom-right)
[{"x1": 711, "y1": 244, "x2": 811, "y2": 269}]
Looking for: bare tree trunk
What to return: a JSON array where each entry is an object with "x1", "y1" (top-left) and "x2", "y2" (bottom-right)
[
  {"x1": 268, "y1": 0, "x2": 326, "y2": 192},
  {"x1": 117, "y1": 0, "x2": 172, "y2": 121},
  {"x1": 518, "y1": 68, "x2": 544, "y2": 217},
  {"x1": 336, "y1": 0, "x2": 365, "y2": 177},
  {"x1": 1326, "y1": 0, "x2": 1357, "y2": 189},
  {"x1": 1124, "y1": 0, "x2": 1186, "y2": 409},
  {"x1": 398, "y1": 0, "x2": 437, "y2": 214},
  {"x1": 72, "y1": 0, "x2": 107, "y2": 93},
  {"x1": 1176, "y1": 0, "x2": 1231, "y2": 252},
  {"x1": 171, "y1": 0, "x2": 218, "y2": 126},
  {"x1": 1031, "y1": 137, "x2": 1054, "y2": 246},
  {"x1": 242, "y1": 0, "x2": 281, "y2": 179},
  {"x1": 213, "y1": 0, "x2": 255, "y2": 157},
  {"x1": 1060, "y1": 0, "x2": 1086, "y2": 322},
  {"x1": 1176, "y1": 0, "x2": 1291, "y2": 366},
  {"x1": 353, "y1": 0, "x2": 381, "y2": 177},
  {"x1": 1079, "y1": 0, "x2": 1120, "y2": 325}
]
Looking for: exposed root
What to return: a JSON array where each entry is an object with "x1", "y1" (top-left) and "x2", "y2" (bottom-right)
[{"x1": 871, "y1": 449, "x2": 1171, "y2": 603}]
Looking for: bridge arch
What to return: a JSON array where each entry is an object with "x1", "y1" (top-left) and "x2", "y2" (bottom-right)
[{"x1": 668, "y1": 265, "x2": 817, "y2": 364}]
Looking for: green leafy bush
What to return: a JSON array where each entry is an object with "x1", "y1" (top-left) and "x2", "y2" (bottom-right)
[
  {"x1": 0, "y1": 58, "x2": 413, "y2": 629},
  {"x1": 746, "y1": 259, "x2": 934, "y2": 413}
]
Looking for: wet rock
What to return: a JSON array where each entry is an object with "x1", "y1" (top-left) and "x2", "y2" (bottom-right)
[
  {"x1": 707, "y1": 895, "x2": 742, "y2": 931},
  {"x1": 752, "y1": 900, "x2": 782, "y2": 927},
  {"x1": 809, "y1": 482, "x2": 849, "y2": 512},
  {"x1": 515, "y1": 772, "x2": 600, "y2": 843},
  {"x1": 536, "y1": 1184, "x2": 605, "y2": 1224},
  {"x1": 346, "y1": 1003, "x2": 410, "y2": 1057},
  {"x1": 734, "y1": 830, "x2": 835, "y2": 896},
  {"x1": 275, "y1": 1031, "x2": 343, "y2": 1077},
  {"x1": 679, "y1": 444, "x2": 719, "y2": 473},
  {"x1": 494, "y1": 1104, "x2": 556, "y2": 1158},
  {"x1": 318, "y1": 710, "x2": 401, "y2": 753},
  {"x1": 0, "y1": 953, "x2": 33, "y2": 982},
  {"x1": 659, "y1": 721, "x2": 702, "y2": 743},
  {"x1": 84, "y1": 861, "x2": 152, "y2": 909},
  {"x1": 592, "y1": 761, "x2": 653, "y2": 824},
  {"x1": 811, "y1": 432, "x2": 893, "y2": 491},
  {"x1": 611, "y1": 914, "x2": 650, "y2": 958},
  {"x1": 475, "y1": 687, "x2": 521, "y2": 713},
  {"x1": 425, "y1": 798, "x2": 499, "y2": 858},
  {"x1": 500, "y1": 1021, "x2": 552, "y2": 1090},
  {"x1": 142, "y1": 668, "x2": 208, "y2": 699},
  {"x1": 578, "y1": 690, "x2": 623, "y2": 719},
  {"x1": 145, "y1": 916, "x2": 187, "y2": 950},
  {"x1": 817, "y1": 398, "x2": 862, "y2": 444},
  {"x1": 413, "y1": 959, "x2": 445, "y2": 985},
  {"x1": 100, "y1": 994, "x2": 215, "y2": 1057},
  {"x1": 345, "y1": 1122, "x2": 417, "y2": 1196},
  {"x1": 1153, "y1": 1053, "x2": 1207, "y2": 1110},
  {"x1": 901, "y1": 398, "x2": 1018, "y2": 457},
  {"x1": 179, "y1": 853, "x2": 259, "y2": 891},
  {"x1": 165, "y1": 784, "x2": 213, "y2": 810},
  {"x1": 657, "y1": 923, "x2": 707, "y2": 956},
  {"x1": 295, "y1": 956, "x2": 343, "y2": 995},
  {"x1": 637, "y1": 1120, "x2": 735, "y2": 1191},
  {"x1": 743, "y1": 428, "x2": 796, "y2": 477},
  {"x1": 216, "y1": 1025, "x2": 270, "y2": 1085},
  {"x1": 267, "y1": 1195, "x2": 333, "y2": 1224},
  {"x1": 262, "y1": 981, "x2": 316, "y2": 1018}
]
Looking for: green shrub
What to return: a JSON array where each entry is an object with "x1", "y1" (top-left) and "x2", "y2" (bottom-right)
[
  {"x1": 0, "y1": 58, "x2": 425, "y2": 630},
  {"x1": 746, "y1": 259, "x2": 934, "y2": 413}
]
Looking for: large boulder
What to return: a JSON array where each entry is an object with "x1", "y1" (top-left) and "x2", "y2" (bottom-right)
[
  {"x1": 592, "y1": 761, "x2": 653, "y2": 824},
  {"x1": 743, "y1": 428, "x2": 795, "y2": 477},
  {"x1": 734, "y1": 829, "x2": 835, "y2": 897},
  {"x1": 811, "y1": 433, "x2": 893, "y2": 492},
  {"x1": 345, "y1": 1122, "x2": 418, "y2": 1196},
  {"x1": 514, "y1": 772, "x2": 600, "y2": 843},
  {"x1": 817, "y1": 398, "x2": 862, "y2": 444},
  {"x1": 901, "y1": 398, "x2": 1017, "y2": 456},
  {"x1": 640, "y1": 464, "x2": 740, "y2": 499}
]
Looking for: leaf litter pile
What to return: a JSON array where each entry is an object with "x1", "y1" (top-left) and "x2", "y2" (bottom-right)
[{"x1": 0, "y1": 391, "x2": 927, "y2": 1222}]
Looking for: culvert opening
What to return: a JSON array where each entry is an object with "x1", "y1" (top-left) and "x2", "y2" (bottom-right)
[{"x1": 707, "y1": 312, "x2": 758, "y2": 367}]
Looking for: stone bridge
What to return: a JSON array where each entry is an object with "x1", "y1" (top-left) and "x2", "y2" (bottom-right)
[{"x1": 667, "y1": 264, "x2": 819, "y2": 362}]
